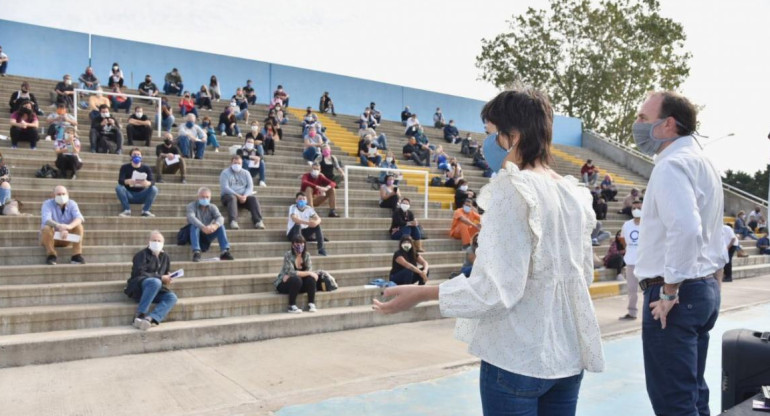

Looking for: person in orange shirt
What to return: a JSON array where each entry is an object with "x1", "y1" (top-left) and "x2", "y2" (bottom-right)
[{"x1": 450, "y1": 198, "x2": 481, "y2": 248}]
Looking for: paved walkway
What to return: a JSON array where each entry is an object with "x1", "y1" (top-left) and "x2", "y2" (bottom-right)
[{"x1": 2, "y1": 276, "x2": 769, "y2": 416}]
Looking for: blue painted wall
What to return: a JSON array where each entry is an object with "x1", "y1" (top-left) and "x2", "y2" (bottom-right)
[{"x1": 0, "y1": 19, "x2": 582, "y2": 146}]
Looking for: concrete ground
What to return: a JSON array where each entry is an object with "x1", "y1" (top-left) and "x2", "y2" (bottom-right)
[{"x1": 2, "y1": 275, "x2": 770, "y2": 416}]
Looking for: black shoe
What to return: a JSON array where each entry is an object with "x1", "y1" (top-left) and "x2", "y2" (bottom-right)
[
  {"x1": 70, "y1": 254, "x2": 85, "y2": 264},
  {"x1": 723, "y1": 278, "x2": 733, "y2": 282},
  {"x1": 220, "y1": 250, "x2": 234, "y2": 261},
  {"x1": 324, "y1": 237, "x2": 330, "y2": 242},
  {"x1": 618, "y1": 314, "x2": 637, "y2": 321},
  {"x1": 46, "y1": 255, "x2": 57, "y2": 265},
  {"x1": 156, "y1": 178, "x2": 164, "y2": 183},
  {"x1": 192, "y1": 251, "x2": 201, "y2": 262},
  {"x1": 318, "y1": 249, "x2": 328, "y2": 256},
  {"x1": 328, "y1": 210, "x2": 339, "y2": 218}
]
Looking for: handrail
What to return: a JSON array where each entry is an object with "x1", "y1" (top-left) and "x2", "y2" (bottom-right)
[
  {"x1": 73, "y1": 88, "x2": 162, "y2": 138},
  {"x1": 343, "y1": 165, "x2": 429, "y2": 219},
  {"x1": 586, "y1": 130, "x2": 768, "y2": 207}
]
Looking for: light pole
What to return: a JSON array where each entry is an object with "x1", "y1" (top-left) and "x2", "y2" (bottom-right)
[{"x1": 702, "y1": 133, "x2": 735, "y2": 147}]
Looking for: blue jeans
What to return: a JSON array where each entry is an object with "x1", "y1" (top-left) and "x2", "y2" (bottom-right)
[
  {"x1": 479, "y1": 361, "x2": 584, "y2": 416},
  {"x1": 111, "y1": 97, "x2": 133, "y2": 113},
  {"x1": 374, "y1": 133, "x2": 388, "y2": 150},
  {"x1": 642, "y1": 278, "x2": 720, "y2": 416},
  {"x1": 0, "y1": 60, "x2": 7, "y2": 74},
  {"x1": 177, "y1": 135, "x2": 205, "y2": 159},
  {"x1": 0, "y1": 187, "x2": 10, "y2": 205},
  {"x1": 180, "y1": 106, "x2": 199, "y2": 118},
  {"x1": 244, "y1": 160, "x2": 266, "y2": 183},
  {"x1": 115, "y1": 185, "x2": 159, "y2": 212},
  {"x1": 218, "y1": 122, "x2": 240, "y2": 136},
  {"x1": 136, "y1": 278, "x2": 178, "y2": 323},
  {"x1": 191, "y1": 224, "x2": 230, "y2": 252},
  {"x1": 163, "y1": 82, "x2": 183, "y2": 96},
  {"x1": 360, "y1": 154, "x2": 382, "y2": 166},
  {"x1": 461, "y1": 265, "x2": 473, "y2": 277},
  {"x1": 391, "y1": 225, "x2": 422, "y2": 240},
  {"x1": 161, "y1": 115, "x2": 175, "y2": 132},
  {"x1": 206, "y1": 131, "x2": 220, "y2": 148},
  {"x1": 303, "y1": 147, "x2": 320, "y2": 162}
]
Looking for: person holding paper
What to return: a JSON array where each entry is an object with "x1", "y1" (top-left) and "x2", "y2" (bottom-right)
[
  {"x1": 155, "y1": 133, "x2": 186, "y2": 184},
  {"x1": 187, "y1": 187, "x2": 234, "y2": 262},
  {"x1": 219, "y1": 155, "x2": 265, "y2": 230},
  {"x1": 237, "y1": 136, "x2": 267, "y2": 187},
  {"x1": 40, "y1": 185, "x2": 85, "y2": 265},
  {"x1": 123, "y1": 231, "x2": 178, "y2": 331},
  {"x1": 116, "y1": 148, "x2": 158, "y2": 218},
  {"x1": 53, "y1": 127, "x2": 82, "y2": 180}
]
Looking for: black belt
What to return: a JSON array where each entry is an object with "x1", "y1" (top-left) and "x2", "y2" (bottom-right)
[{"x1": 638, "y1": 274, "x2": 715, "y2": 291}]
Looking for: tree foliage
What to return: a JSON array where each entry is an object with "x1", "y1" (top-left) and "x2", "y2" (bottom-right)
[
  {"x1": 476, "y1": 0, "x2": 691, "y2": 143},
  {"x1": 723, "y1": 168, "x2": 769, "y2": 201}
]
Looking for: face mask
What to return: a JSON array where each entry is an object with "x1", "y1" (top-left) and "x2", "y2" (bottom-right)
[
  {"x1": 163, "y1": 140, "x2": 172, "y2": 146},
  {"x1": 135, "y1": 111, "x2": 143, "y2": 118},
  {"x1": 386, "y1": 157, "x2": 393, "y2": 163},
  {"x1": 310, "y1": 170, "x2": 320, "y2": 178},
  {"x1": 21, "y1": 88, "x2": 28, "y2": 93},
  {"x1": 185, "y1": 121, "x2": 194, "y2": 128},
  {"x1": 482, "y1": 133, "x2": 509, "y2": 173},
  {"x1": 463, "y1": 205, "x2": 472, "y2": 213},
  {"x1": 458, "y1": 185, "x2": 468, "y2": 192},
  {"x1": 251, "y1": 126, "x2": 259, "y2": 132},
  {"x1": 198, "y1": 198, "x2": 210, "y2": 207},
  {"x1": 56, "y1": 109, "x2": 66, "y2": 115},
  {"x1": 102, "y1": 112, "x2": 110, "y2": 118},
  {"x1": 149, "y1": 241, "x2": 163, "y2": 253},
  {"x1": 65, "y1": 80, "x2": 72, "y2": 85},
  {"x1": 400, "y1": 204, "x2": 410, "y2": 212},
  {"x1": 632, "y1": 208, "x2": 642, "y2": 218},
  {"x1": 322, "y1": 150, "x2": 331, "y2": 157},
  {"x1": 309, "y1": 131, "x2": 316, "y2": 138},
  {"x1": 113, "y1": 66, "x2": 119, "y2": 71},
  {"x1": 131, "y1": 156, "x2": 142, "y2": 164},
  {"x1": 296, "y1": 200, "x2": 307, "y2": 209},
  {"x1": 386, "y1": 180, "x2": 394, "y2": 186},
  {"x1": 145, "y1": 78, "x2": 151, "y2": 83},
  {"x1": 401, "y1": 243, "x2": 412, "y2": 251},
  {"x1": 55, "y1": 195, "x2": 69, "y2": 205},
  {"x1": 245, "y1": 143, "x2": 254, "y2": 150},
  {"x1": 231, "y1": 164, "x2": 242, "y2": 173},
  {"x1": 293, "y1": 243, "x2": 305, "y2": 253},
  {"x1": 631, "y1": 120, "x2": 679, "y2": 156}
]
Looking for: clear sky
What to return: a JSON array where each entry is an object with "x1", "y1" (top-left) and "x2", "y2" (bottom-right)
[{"x1": 3, "y1": 0, "x2": 768, "y2": 174}]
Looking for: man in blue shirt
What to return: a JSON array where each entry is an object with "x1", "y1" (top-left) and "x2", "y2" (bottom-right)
[{"x1": 40, "y1": 185, "x2": 85, "y2": 265}]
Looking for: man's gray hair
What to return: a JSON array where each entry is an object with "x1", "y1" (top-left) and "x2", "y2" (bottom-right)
[
  {"x1": 149, "y1": 230, "x2": 164, "y2": 240},
  {"x1": 197, "y1": 187, "x2": 211, "y2": 195}
]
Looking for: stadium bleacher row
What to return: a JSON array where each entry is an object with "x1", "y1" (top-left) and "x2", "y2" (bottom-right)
[{"x1": 0, "y1": 73, "x2": 767, "y2": 368}]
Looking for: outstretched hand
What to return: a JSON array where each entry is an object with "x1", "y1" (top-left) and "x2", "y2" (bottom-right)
[{"x1": 372, "y1": 285, "x2": 438, "y2": 315}]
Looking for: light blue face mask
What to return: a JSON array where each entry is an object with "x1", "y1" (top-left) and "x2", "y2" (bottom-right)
[
  {"x1": 632, "y1": 119, "x2": 686, "y2": 156},
  {"x1": 482, "y1": 132, "x2": 510, "y2": 173}
]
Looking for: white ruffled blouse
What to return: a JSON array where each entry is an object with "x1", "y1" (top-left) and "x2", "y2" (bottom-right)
[{"x1": 439, "y1": 162, "x2": 605, "y2": 378}]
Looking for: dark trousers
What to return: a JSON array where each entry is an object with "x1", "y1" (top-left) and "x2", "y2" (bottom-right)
[
  {"x1": 390, "y1": 225, "x2": 422, "y2": 241},
  {"x1": 389, "y1": 268, "x2": 426, "y2": 285},
  {"x1": 621, "y1": 206, "x2": 633, "y2": 218},
  {"x1": 407, "y1": 151, "x2": 430, "y2": 167},
  {"x1": 55, "y1": 154, "x2": 82, "y2": 178},
  {"x1": 642, "y1": 278, "x2": 720, "y2": 416},
  {"x1": 0, "y1": 61, "x2": 7, "y2": 74},
  {"x1": 605, "y1": 254, "x2": 625, "y2": 275},
  {"x1": 155, "y1": 156, "x2": 186, "y2": 181},
  {"x1": 287, "y1": 224, "x2": 324, "y2": 251},
  {"x1": 724, "y1": 246, "x2": 736, "y2": 281},
  {"x1": 601, "y1": 189, "x2": 617, "y2": 201},
  {"x1": 127, "y1": 124, "x2": 152, "y2": 146},
  {"x1": 264, "y1": 137, "x2": 275, "y2": 155},
  {"x1": 221, "y1": 194, "x2": 262, "y2": 224},
  {"x1": 277, "y1": 275, "x2": 315, "y2": 306},
  {"x1": 379, "y1": 195, "x2": 399, "y2": 210},
  {"x1": 594, "y1": 203, "x2": 607, "y2": 220},
  {"x1": 10, "y1": 126, "x2": 39, "y2": 148},
  {"x1": 90, "y1": 128, "x2": 123, "y2": 153}
]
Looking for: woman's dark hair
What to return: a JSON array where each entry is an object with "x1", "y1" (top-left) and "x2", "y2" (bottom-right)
[
  {"x1": 291, "y1": 235, "x2": 307, "y2": 256},
  {"x1": 400, "y1": 197, "x2": 410, "y2": 204},
  {"x1": 398, "y1": 235, "x2": 417, "y2": 259},
  {"x1": 658, "y1": 91, "x2": 697, "y2": 136},
  {"x1": 455, "y1": 178, "x2": 466, "y2": 189},
  {"x1": 480, "y1": 89, "x2": 553, "y2": 169},
  {"x1": 210, "y1": 75, "x2": 218, "y2": 84}
]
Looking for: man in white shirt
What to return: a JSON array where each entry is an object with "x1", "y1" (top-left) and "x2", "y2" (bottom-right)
[
  {"x1": 618, "y1": 200, "x2": 642, "y2": 320},
  {"x1": 720, "y1": 223, "x2": 739, "y2": 283},
  {"x1": 747, "y1": 206, "x2": 762, "y2": 230},
  {"x1": 632, "y1": 91, "x2": 726, "y2": 416},
  {"x1": 286, "y1": 192, "x2": 327, "y2": 256}
]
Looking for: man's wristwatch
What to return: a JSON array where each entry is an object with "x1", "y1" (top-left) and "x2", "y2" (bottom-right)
[{"x1": 659, "y1": 286, "x2": 679, "y2": 301}]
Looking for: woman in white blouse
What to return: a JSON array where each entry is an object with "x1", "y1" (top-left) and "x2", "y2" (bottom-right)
[{"x1": 374, "y1": 89, "x2": 604, "y2": 416}]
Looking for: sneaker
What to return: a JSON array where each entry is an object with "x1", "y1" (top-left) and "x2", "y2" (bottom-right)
[
  {"x1": 44, "y1": 135, "x2": 52, "y2": 141},
  {"x1": 181, "y1": 178, "x2": 187, "y2": 184},
  {"x1": 132, "y1": 313, "x2": 146, "y2": 329},
  {"x1": 254, "y1": 221, "x2": 265, "y2": 229},
  {"x1": 230, "y1": 220, "x2": 240, "y2": 230},
  {"x1": 318, "y1": 249, "x2": 328, "y2": 256},
  {"x1": 618, "y1": 314, "x2": 637, "y2": 321},
  {"x1": 46, "y1": 255, "x2": 57, "y2": 265},
  {"x1": 156, "y1": 178, "x2": 165, "y2": 183},
  {"x1": 308, "y1": 303, "x2": 317, "y2": 313},
  {"x1": 214, "y1": 148, "x2": 220, "y2": 153},
  {"x1": 259, "y1": 181, "x2": 267, "y2": 187},
  {"x1": 192, "y1": 251, "x2": 201, "y2": 262},
  {"x1": 220, "y1": 250, "x2": 234, "y2": 261},
  {"x1": 134, "y1": 316, "x2": 152, "y2": 331},
  {"x1": 116, "y1": 149, "x2": 122, "y2": 155},
  {"x1": 118, "y1": 210, "x2": 132, "y2": 218},
  {"x1": 328, "y1": 210, "x2": 339, "y2": 218},
  {"x1": 70, "y1": 254, "x2": 85, "y2": 264},
  {"x1": 141, "y1": 211, "x2": 156, "y2": 218},
  {"x1": 71, "y1": 174, "x2": 77, "y2": 180},
  {"x1": 616, "y1": 274, "x2": 625, "y2": 281},
  {"x1": 287, "y1": 305, "x2": 303, "y2": 314}
]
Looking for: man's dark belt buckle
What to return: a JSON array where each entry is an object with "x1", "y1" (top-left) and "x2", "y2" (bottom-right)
[{"x1": 639, "y1": 277, "x2": 664, "y2": 291}]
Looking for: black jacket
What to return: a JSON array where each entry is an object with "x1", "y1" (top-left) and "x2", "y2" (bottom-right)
[{"x1": 124, "y1": 248, "x2": 171, "y2": 300}]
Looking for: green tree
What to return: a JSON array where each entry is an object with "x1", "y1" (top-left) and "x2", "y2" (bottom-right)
[
  {"x1": 723, "y1": 168, "x2": 769, "y2": 200},
  {"x1": 476, "y1": 0, "x2": 691, "y2": 144}
]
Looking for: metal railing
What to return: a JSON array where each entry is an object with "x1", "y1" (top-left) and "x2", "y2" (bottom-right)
[
  {"x1": 73, "y1": 88, "x2": 162, "y2": 138},
  {"x1": 587, "y1": 130, "x2": 768, "y2": 207},
  {"x1": 343, "y1": 165, "x2": 429, "y2": 219}
]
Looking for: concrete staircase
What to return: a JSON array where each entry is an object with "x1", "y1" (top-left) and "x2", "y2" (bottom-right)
[{"x1": 0, "y1": 74, "x2": 766, "y2": 369}]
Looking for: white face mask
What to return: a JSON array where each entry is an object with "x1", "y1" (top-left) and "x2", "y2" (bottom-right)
[
  {"x1": 458, "y1": 185, "x2": 468, "y2": 191},
  {"x1": 231, "y1": 164, "x2": 242, "y2": 173},
  {"x1": 310, "y1": 170, "x2": 320, "y2": 178},
  {"x1": 55, "y1": 195, "x2": 69, "y2": 205},
  {"x1": 400, "y1": 204, "x2": 410, "y2": 212},
  {"x1": 102, "y1": 112, "x2": 110, "y2": 118},
  {"x1": 632, "y1": 209, "x2": 642, "y2": 218},
  {"x1": 135, "y1": 111, "x2": 143, "y2": 117},
  {"x1": 244, "y1": 143, "x2": 254, "y2": 150},
  {"x1": 64, "y1": 79, "x2": 72, "y2": 85},
  {"x1": 386, "y1": 157, "x2": 393, "y2": 163},
  {"x1": 149, "y1": 241, "x2": 164, "y2": 253},
  {"x1": 251, "y1": 126, "x2": 259, "y2": 132},
  {"x1": 401, "y1": 243, "x2": 412, "y2": 251}
]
